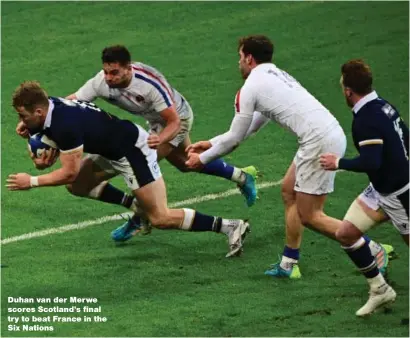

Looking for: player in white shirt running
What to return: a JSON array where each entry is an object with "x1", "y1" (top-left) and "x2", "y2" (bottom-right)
[
  {"x1": 17, "y1": 45, "x2": 257, "y2": 242},
  {"x1": 186, "y1": 35, "x2": 390, "y2": 280}
]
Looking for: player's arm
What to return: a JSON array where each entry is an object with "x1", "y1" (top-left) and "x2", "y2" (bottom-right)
[
  {"x1": 197, "y1": 87, "x2": 256, "y2": 165},
  {"x1": 6, "y1": 147, "x2": 83, "y2": 190},
  {"x1": 146, "y1": 82, "x2": 181, "y2": 149},
  {"x1": 66, "y1": 72, "x2": 103, "y2": 102},
  {"x1": 32, "y1": 148, "x2": 83, "y2": 186},
  {"x1": 147, "y1": 105, "x2": 181, "y2": 149},
  {"x1": 244, "y1": 111, "x2": 269, "y2": 138},
  {"x1": 321, "y1": 122, "x2": 383, "y2": 171}
]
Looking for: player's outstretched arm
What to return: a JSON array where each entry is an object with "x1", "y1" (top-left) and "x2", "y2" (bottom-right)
[
  {"x1": 7, "y1": 149, "x2": 82, "y2": 191},
  {"x1": 65, "y1": 94, "x2": 77, "y2": 100},
  {"x1": 320, "y1": 144, "x2": 383, "y2": 172}
]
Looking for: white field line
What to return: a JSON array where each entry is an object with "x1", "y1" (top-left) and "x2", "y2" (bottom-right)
[{"x1": 1, "y1": 179, "x2": 283, "y2": 245}]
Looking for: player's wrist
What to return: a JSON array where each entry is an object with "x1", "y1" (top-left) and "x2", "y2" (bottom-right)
[
  {"x1": 30, "y1": 176, "x2": 39, "y2": 188},
  {"x1": 335, "y1": 157, "x2": 340, "y2": 169}
]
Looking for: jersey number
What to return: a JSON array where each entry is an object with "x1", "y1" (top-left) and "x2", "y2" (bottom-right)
[
  {"x1": 60, "y1": 98, "x2": 101, "y2": 112},
  {"x1": 268, "y1": 69, "x2": 300, "y2": 88},
  {"x1": 393, "y1": 117, "x2": 409, "y2": 160}
]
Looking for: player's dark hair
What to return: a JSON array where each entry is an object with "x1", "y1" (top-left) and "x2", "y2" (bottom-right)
[
  {"x1": 101, "y1": 45, "x2": 131, "y2": 66},
  {"x1": 238, "y1": 35, "x2": 274, "y2": 64},
  {"x1": 341, "y1": 59, "x2": 373, "y2": 95},
  {"x1": 12, "y1": 81, "x2": 49, "y2": 112}
]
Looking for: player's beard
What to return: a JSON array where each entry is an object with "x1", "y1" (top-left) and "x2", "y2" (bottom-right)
[
  {"x1": 240, "y1": 66, "x2": 250, "y2": 80},
  {"x1": 107, "y1": 79, "x2": 129, "y2": 88},
  {"x1": 106, "y1": 74, "x2": 132, "y2": 88},
  {"x1": 344, "y1": 94, "x2": 354, "y2": 108}
]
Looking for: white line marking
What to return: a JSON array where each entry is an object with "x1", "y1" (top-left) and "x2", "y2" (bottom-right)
[{"x1": 1, "y1": 179, "x2": 282, "y2": 245}]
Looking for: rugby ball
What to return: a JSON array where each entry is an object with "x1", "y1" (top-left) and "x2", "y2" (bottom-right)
[{"x1": 28, "y1": 133, "x2": 58, "y2": 158}]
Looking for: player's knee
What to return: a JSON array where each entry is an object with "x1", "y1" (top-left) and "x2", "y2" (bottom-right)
[
  {"x1": 174, "y1": 164, "x2": 191, "y2": 173},
  {"x1": 281, "y1": 185, "x2": 295, "y2": 207},
  {"x1": 298, "y1": 209, "x2": 319, "y2": 226},
  {"x1": 335, "y1": 221, "x2": 362, "y2": 246},
  {"x1": 65, "y1": 182, "x2": 89, "y2": 197}
]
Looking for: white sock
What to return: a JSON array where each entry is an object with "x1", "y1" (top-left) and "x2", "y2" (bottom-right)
[
  {"x1": 129, "y1": 198, "x2": 143, "y2": 213},
  {"x1": 368, "y1": 240, "x2": 382, "y2": 257},
  {"x1": 367, "y1": 273, "x2": 388, "y2": 292},
  {"x1": 231, "y1": 167, "x2": 246, "y2": 185},
  {"x1": 280, "y1": 256, "x2": 298, "y2": 271},
  {"x1": 220, "y1": 219, "x2": 241, "y2": 234}
]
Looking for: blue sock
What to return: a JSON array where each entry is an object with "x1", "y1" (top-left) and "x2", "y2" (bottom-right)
[
  {"x1": 190, "y1": 212, "x2": 220, "y2": 232},
  {"x1": 343, "y1": 239, "x2": 379, "y2": 278},
  {"x1": 200, "y1": 159, "x2": 234, "y2": 180},
  {"x1": 363, "y1": 235, "x2": 371, "y2": 244},
  {"x1": 283, "y1": 245, "x2": 300, "y2": 260},
  {"x1": 99, "y1": 183, "x2": 134, "y2": 209}
]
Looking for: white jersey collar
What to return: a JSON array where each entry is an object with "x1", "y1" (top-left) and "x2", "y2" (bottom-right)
[
  {"x1": 43, "y1": 99, "x2": 54, "y2": 129},
  {"x1": 252, "y1": 62, "x2": 273, "y2": 73},
  {"x1": 352, "y1": 91, "x2": 378, "y2": 114}
]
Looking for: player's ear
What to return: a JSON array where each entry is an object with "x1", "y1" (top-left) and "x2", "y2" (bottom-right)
[{"x1": 33, "y1": 107, "x2": 44, "y2": 117}]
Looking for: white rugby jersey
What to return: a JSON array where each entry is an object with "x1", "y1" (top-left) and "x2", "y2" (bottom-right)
[
  {"x1": 236, "y1": 63, "x2": 339, "y2": 144},
  {"x1": 75, "y1": 62, "x2": 190, "y2": 125},
  {"x1": 199, "y1": 63, "x2": 340, "y2": 164}
]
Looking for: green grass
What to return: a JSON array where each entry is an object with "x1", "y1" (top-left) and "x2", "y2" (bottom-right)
[{"x1": 1, "y1": 1, "x2": 409, "y2": 337}]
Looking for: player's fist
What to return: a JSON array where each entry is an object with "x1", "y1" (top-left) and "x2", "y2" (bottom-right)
[
  {"x1": 185, "y1": 152, "x2": 204, "y2": 170},
  {"x1": 147, "y1": 134, "x2": 161, "y2": 149},
  {"x1": 186, "y1": 141, "x2": 212, "y2": 155},
  {"x1": 16, "y1": 121, "x2": 29, "y2": 139},
  {"x1": 30, "y1": 148, "x2": 59, "y2": 170},
  {"x1": 319, "y1": 153, "x2": 339, "y2": 171}
]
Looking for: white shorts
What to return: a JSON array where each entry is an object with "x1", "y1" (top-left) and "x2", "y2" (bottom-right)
[
  {"x1": 86, "y1": 125, "x2": 162, "y2": 191},
  {"x1": 293, "y1": 124, "x2": 346, "y2": 195},
  {"x1": 149, "y1": 98, "x2": 194, "y2": 147},
  {"x1": 358, "y1": 183, "x2": 409, "y2": 235}
]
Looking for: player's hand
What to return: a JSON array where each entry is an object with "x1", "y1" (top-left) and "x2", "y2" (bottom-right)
[
  {"x1": 147, "y1": 134, "x2": 161, "y2": 149},
  {"x1": 319, "y1": 153, "x2": 339, "y2": 171},
  {"x1": 186, "y1": 141, "x2": 212, "y2": 154},
  {"x1": 185, "y1": 152, "x2": 204, "y2": 170},
  {"x1": 16, "y1": 121, "x2": 29, "y2": 139},
  {"x1": 6, "y1": 173, "x2": 31, "y2": 190},
  {"x1": 30, "y1": 149, "x2": 60, "y2": 170}
]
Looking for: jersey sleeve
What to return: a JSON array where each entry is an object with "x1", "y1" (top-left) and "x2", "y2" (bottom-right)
[
  {"x1": 355, "y1": 118, "x2": 384, "y2": 147},
  {"x1": 199, "y1": 84, "x2": 256, "y2": 164},
  {"x1": 75, "y1": 71, "x2": 104, "y2": 102},
  {"x1": 135, "y1": 74, "x2": 174, "y2": 113}
]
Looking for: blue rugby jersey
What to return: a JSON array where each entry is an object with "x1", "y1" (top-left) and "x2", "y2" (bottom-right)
[
  {"x1": 42, "y1": 97, "x2": 141, "y2": 160},
  {"x1": 339, "y1": 92, "x2": 409, "y2": 194}
]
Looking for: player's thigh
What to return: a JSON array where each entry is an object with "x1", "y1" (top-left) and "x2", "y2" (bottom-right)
[
  {"x1": 165, "y1": 135, "x2": 194, "y2": 170},
  {"x1": 69, "y1": 154, "x2": 116, "y2": 192},
  {"x1": 156, "y1": 142, "x2": 175, "y2": 162},
  {"x1": 357, "y1": 184, "x2": 389, "y2": 223},
  {"x1": 281, "y1": 161, "x2": 296, "y2": 205},
  {"x1": 379, "y1": 187, "x2": 409, "y2": 237},
  {"x1": 294, "y1": 127, "x2": 346, "y2": 196},
  {"x1": 296, "y1": 191, "x2": 327, "y2": 219}
]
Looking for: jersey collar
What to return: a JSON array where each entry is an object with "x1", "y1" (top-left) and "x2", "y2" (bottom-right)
[
  {"x1": 43, "y1": 99, "x2": 54, "y2": 129},
  {"x1": 352, "y1": 91, "x2": 378, "y2": 114}
]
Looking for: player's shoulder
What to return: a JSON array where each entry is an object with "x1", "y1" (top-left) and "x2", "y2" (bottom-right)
[{"x1": 90, "y1": 70, "x2": 107, "y2": 88}]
